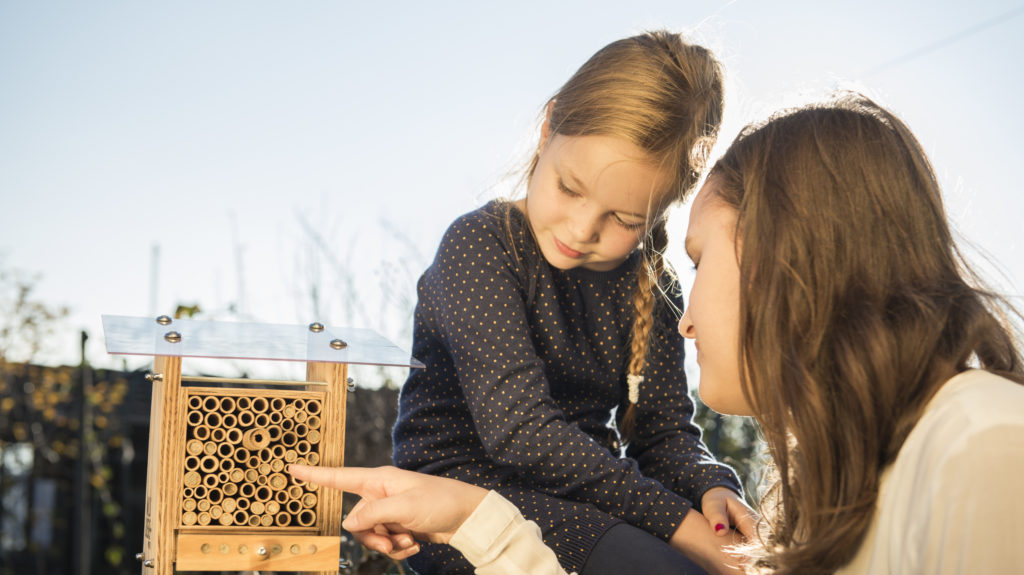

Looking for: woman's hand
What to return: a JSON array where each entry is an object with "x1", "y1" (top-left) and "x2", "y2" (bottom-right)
[
  {"x1": 288, "y1": 464, "x2": 488, "y2": 561},
  {"x1": 669, "y1": 508, "x2": 747, "y2": 574},
  {"x1": 701, "y1": 486, "x2": 758, "y2": 539}
]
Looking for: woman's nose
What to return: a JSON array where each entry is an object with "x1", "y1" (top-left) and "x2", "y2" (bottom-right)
[{"x1": 678, "y1": 307, "x2": 695, "y2": 339}]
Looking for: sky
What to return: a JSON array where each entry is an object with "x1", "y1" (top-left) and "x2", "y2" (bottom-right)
[{"x1": 2, "y1": 1, "x2": 1022, "y2": 380}]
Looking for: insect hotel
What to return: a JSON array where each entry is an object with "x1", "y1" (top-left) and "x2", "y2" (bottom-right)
[{"x1": 102, "y1": 315, "x2": 422, "y2": 574}]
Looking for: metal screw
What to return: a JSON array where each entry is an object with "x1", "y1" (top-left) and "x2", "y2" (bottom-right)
[
  {"x1": 330, "y1": 338, "x2": 347, "y2": 350},
  {"x1": 308, "y1": 322, "x2": 324, "y2": 333},
  {"x1": 347, "y1": 377, "x2": 356, "y2": 392},
  {"x1": 256, "y1": 545, "x2": 268, "y2": 559},
  {"x1": 142, "y1": 559, "x2": 154, "y2": 568},
  {"x1": 155, "y1": 315, "x2": 172, "y2": 325},
  {"x1": 145, "y1": 373, "x2": 164, "y2": 382},
  {"x1": 339, "y1": 558, "x2": 353, "y2": 570},
  {"x1": 135, "y1": 552, "x2": 145, "y2": 561},
  {"x1": 164, "y1": 331, "x2": 182, "y2": 343}
]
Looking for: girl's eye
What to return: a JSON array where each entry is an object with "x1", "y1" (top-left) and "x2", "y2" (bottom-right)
[
  {"x1": 613, "y1": 215, "x2": 646, "y2": 231},
  {"x1": 557, "y1": 180, "x2": 581, "y2": 197}
]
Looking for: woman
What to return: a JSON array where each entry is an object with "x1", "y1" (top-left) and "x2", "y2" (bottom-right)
[{"x1": 292, "y1": 93, "x2": 1024, "y2": 574}]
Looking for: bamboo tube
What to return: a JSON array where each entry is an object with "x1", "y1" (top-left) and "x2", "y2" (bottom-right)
[
  {"x1": 210, "y1": 426, "x2": 226, "y2": 443},
  {"x1": 255, "y1": 486, "x2": 272, "y2": 502},
  {"x1": 260, "y1": 514, "x2": 273, "y2": 527},
  {"x1": 244, "y1": 468, "x2": 258, "y2": 483},
  {"x1": 271, "y1": 445, "x2": 285, "y2": 459},
  {"x1": 247, "y1": 515, "x2": 260, "y2": 527},
  {"x1": 294, "y1": 423, "x2": 309, "y2": 438},
  {"x1": 281, "y1": 431, "x2": 298, "y2": 447},
  {"x1": 210, "y1": 505, "x2": 223, "y2": 520},
  {"x1": 229, "y1": 469, "x2": 244, "y2": 483},
  {"x1": 233, "y1": 510, "x2": 249, "y2": 525},
  {"x1": 268, "y1": 473, "x2": 288, "y2": 490},
  {"x1": 223, "y1": 482, "x2": 238, "y2": 497},
  {"x1": 296, "y1": 510, "x2": 316, "y2": 527},
  {"x1": 197, "y1": 499, "x2": 211, "y2": 512},
  {"x1": 284, "y1": 450, "x2": 298, "y2": 464},
  {"x1": 208, "y1": 488, "x2": 223, "y2": 504},
  {"x1": 218, "y1": 512, "x2": 233, "y2": 526},
  {"x1": 256, "y1": 448, "x2": 272, "y2": 464},
  {"x1": 269, "y1": 410, "x2": 283, "y2": 424},
  {"x1": 199, "y1": 455, "x2": 218, "y2": 473},
  {"x1": 247, "y1": 455, "x2": 260, "y2": 469},
  {"x1": 254, "y1": 413, "x2": 269, "y2": 428},
  {"x1": 251, "y1": 397, "x2": 268, "y2": 414},
  {"x1": 301, "y1": 493, "x2": 317, "y2": 508},
  {"x1": 218, "y1": 458, "x2": 233, "y2": 474},
  {"x1": 293, "y1": 457, "x2": 307, "y2": 467},
  {"x1": 256, "y1": 474, "x2": 269, "y2": 486},
  {"x1": 233, "y1": 447, "x2": 250, "y2": 465},
  {"x1": 187, "y1": 410, "x2": 203, "y2": 426},
  {"x1": 217, "y1": 444, "x2": 233, "y2": 460},
  {"x1": 307, "y1": 414, "x2": 321, "y2": 430},
  {"x1": 239, "y1": 483, "x2": 256, "y2": 499},
  {"x1": 270, "y1": 459, "x2": 285, "y2": 473},
  {"x1": 294, "y1": 409, "x2": 308, "y2": 424},
  {"x1": 307, "y1": 430, "x2": 322, "y2": 444},
  {"x1": 280, "y1": 418, "x2": 295, "y2": 431},
  {"x1": 222, "y1": 498, "x2": 237, "y2": 513},
  {"x1": 203, "y1": 396, "x2": 220, "y2": 412},
  {"x1": 182, "y1": 498, "x2": 197, "y2": 512},
  {"x1": 271, "y1": 397, "x2": 286, "y2": 411},
  {"x1": 202, "y1": 474, "x2": 218, "y2": 488},
  {"x1": 242, "y1": 429, "x2": 270, "y2": 451},
  {"x1": 183, "y1": 487, "x2": 195, "y2": 499},
  {"x1": 306, "y1": 400, "x2": 322, "y2": 415},
  {"x1": 251, "y1": 501, "x2": 265, "y2": 515},
  {"x1": 193, "y1": 485, "x2": 208, "y2": 500},
  {"x1": 306, "y1": 452, "x2": 320, "y2": 466},
  {"x1": 186, "y1": 439, "x2": 204, "y2": 456},
  {"x1": 283, "y1": 404, "x2": 297, "y2": 419},
  {"x1": 267, "y1": 425, "x2": 283, "y2": 442},
  {"x1": 274, "y1": 490, "x2": 288, "y2": 504},
  {"x1": 236, "y1": 396, "x2": 252, "y2": 411},
  {"x1": 274, "y1": 512, "x2": 291, "y2": 526},
  {"x1": 219, "y1": 396, "x2": 236, "y2": 413},
  {"x1": 183, "y1": 471, "x2": 201, "y2": 488},
  {"x1": 188, "y1": 395, "x2": 202, "y2": 410},
  {"x1": 184, "y1": 456, "x2": 201, "y2": 472},
  {"x1": 181, "y1": 511, "x2": 198, "y2": 526},
  {"x1": 237, "y1": 409, "x2": 254, "y2": 427},
  {"x1": 218, "y1": 471, "x2": 230, "y2": 485},
  {"x1": 288, "y1": 486, "x2": 303, "y2": 500},
  {"x1": 265, "y1": 500, "x2": 280, "y2": 515},
  {"x1": 193, "y1": 424, "x2": 211, "y2": 441},
  {"x1": 295, "y1": 440, "x2": 311, "y2": 455},
  {"x1": 225, "y1": 427, "x2": 242, "y2": 445},
  {"x1": 197, "y1": 511, "x2": 212, "y2": 526},
  {"x1": 235, "y1": 497, "x2": 250, "y2": 511},
  {"x1": 221, "y1": 413, "x2": 237, "y2": 429},
  {"x1": 204, "y1": 411, "x2": 222, "y2": 428},
  {"x1": 203, "y1": 441, "x2": 217, "y2": 456},
  {"x1": 286, "y1": 500, "x2": 302, "y2": 514}
]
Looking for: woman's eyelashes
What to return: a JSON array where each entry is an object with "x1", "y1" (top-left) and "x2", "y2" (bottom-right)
[{"x1": 558, "y1": 179, "x2": 646, "y2": 231}]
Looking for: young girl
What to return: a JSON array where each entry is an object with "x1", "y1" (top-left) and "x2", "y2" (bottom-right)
[
  {"x1": 388, "y1": 31, "x2": 752, "y2": 574},
  {"x1": 292, "y1": 93, "x2": 1024, "y2": 574}
]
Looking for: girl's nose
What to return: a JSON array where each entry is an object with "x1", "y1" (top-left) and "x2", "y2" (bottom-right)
[
  {"x1": 678, "y1": 307, "x2": 696, "y2": 339},
  {"x1": 569, "y1": 209, "x2": 600, "y2": 243}
]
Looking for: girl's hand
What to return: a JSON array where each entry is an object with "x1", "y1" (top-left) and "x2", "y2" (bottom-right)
[
  {"x1": 701, "y1": 486, "x2": 758, "y2": 539},
  {"x1": 670, "y1": 509, "x2": 746, "y2": 574},
  {"x1": 288, "y1": 464, "x2": 488, "y2": 560}
]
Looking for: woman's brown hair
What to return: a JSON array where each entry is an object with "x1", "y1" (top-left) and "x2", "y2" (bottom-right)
[
  {"x1": 709, "y1": 93, "x2": 1023, "y2": 573},
  {"x1": 514, "y1": 30, "x2": 725, "y2": 436}
]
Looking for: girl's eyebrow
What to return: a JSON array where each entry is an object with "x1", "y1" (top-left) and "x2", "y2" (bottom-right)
[{"x1": 561, "y1": 160, "x2": 648, "y2": 220}]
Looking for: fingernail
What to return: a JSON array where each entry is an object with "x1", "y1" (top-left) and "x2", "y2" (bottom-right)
[{"x1": 715, "y1": 523, "x2": 726, "y2": 533}]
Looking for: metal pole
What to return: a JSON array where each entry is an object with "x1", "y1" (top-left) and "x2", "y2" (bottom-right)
[{"x1": 72, "y1": 330, "x2": 92, "y2": 575}]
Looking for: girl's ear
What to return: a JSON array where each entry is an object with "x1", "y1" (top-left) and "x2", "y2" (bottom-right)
[{"x1": 539, "y1": 100, "x2": 555, "y2": 150}]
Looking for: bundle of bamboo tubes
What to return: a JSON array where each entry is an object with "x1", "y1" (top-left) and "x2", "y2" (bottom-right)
[{"x1": 179, "y1": 391, "x2": 325, "y2": 528}]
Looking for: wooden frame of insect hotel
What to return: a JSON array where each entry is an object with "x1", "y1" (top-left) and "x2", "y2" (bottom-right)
[{"x1": 102, "y1": 315, "x2": 423, "y2": 574}]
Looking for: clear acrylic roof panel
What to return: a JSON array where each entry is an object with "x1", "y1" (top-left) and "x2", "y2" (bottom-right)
[{"x1": 102, "y1": 315, "x2": 424, "y2": 368}]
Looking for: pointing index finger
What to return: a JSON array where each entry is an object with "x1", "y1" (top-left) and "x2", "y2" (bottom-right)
[{"x1": 288, "y1": 464, "x2": 375, "y2": 496}]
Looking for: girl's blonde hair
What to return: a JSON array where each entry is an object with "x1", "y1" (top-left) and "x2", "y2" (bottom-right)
[
  {"x1": 518, "y1": 30, "x2": 725, "y2": 436},
  {"x1": 710, "y1": 93, "x2": 1023, "y2": 574}
]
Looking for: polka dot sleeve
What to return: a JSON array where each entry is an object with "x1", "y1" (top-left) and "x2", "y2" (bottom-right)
[{"x1": 401, "y1": 203, "x2": 694, "y2": 539}]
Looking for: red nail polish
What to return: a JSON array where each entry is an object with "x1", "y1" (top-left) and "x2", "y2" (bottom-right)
[{"x1": 715, "y1": 523, "x2": 726, "y2": 533}]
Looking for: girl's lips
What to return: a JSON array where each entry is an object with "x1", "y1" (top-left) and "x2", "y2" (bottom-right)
[{"x1": 553, "y1": 236, "x2": 583, "y2": 258}]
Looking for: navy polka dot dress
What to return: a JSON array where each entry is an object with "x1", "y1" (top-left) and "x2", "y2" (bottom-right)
[{"x1": 393, "y1": 201, "x2": 740, "y2": 574}]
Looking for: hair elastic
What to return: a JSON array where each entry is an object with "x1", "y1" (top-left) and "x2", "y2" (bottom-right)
[{"x1": 627, "y1": 374, "x2": 644, "y2": 404}]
